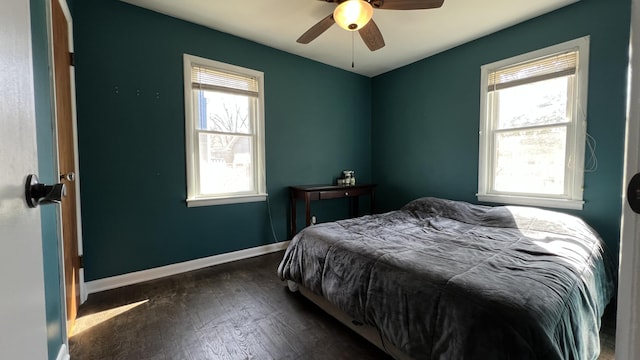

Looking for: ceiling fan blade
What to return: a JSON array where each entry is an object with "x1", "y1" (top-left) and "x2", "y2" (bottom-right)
[
  {"x1": 297, "y1": 14, "x2": 336, "y2": 44},
  {"x1": 372, "y1": 0, "x2": 444, "y2": 10},
  {"x1": 358, "y1": 19, "x2": 385, "y2": 51}
]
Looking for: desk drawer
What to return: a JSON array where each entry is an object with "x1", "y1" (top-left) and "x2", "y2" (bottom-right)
[{"x1": 319, "y1": 187, "x2": 368, "y2": 200}]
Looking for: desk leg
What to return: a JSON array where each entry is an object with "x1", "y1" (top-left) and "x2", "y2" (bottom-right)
[
  {"x1": 290, "y1": 193, "x2": 296, "y2": 239},
  {"x1": 350, "y1": 197, "x2": 360, "y2": 218},
  {"x1": 371, "y1": 190, "x2": 375, "y2": 214},
  {"x1": 305, "y1": 193, "x2": 311, "y2": 227}
]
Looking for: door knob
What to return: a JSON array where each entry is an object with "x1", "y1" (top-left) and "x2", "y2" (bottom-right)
[
  {"x1": 627, "y1": 173, "x2": 640, "y2": 214},
  {"x1": 60, "y1": 172, "x2": 75, "y2": 182},
  {"x1": 25, "y1": 174, "x2": 66, "y2": 208}
]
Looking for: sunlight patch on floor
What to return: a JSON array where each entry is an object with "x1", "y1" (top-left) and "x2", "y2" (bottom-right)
[{"x1": 71, "y1": 299, "x2": 149, "y2": 337}]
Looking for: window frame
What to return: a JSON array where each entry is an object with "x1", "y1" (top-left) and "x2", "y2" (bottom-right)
[
  {"x1": 183, "y1": 54, "x2": 266, "y2": 207},
  {"x1": 477, "y1": 37, "x2": 590, "y2": 210}
]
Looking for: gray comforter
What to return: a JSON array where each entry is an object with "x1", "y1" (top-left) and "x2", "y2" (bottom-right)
[{"x1": 277, "y1": 197, "x2": 616, "y2": 359}]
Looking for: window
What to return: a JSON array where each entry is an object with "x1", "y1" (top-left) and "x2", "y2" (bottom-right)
[
  {"x1": 477, "y1": 37, "x2": 589, "y2": 210},
  {"x1": 183, "y1": 54, "x2": 266, "y2": 207}
]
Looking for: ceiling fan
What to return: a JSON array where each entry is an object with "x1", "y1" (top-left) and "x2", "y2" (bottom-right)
[{"x1": 297, "y1": 0, "x2": 445, "y2": 51}]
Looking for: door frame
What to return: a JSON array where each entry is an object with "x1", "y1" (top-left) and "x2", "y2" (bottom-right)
[
  {"x1": 617, "y1": 0, "x2": 640, "y2": 358},
  {"x1": 48, "y1": 0, "x2": 86, "y2": 317}
]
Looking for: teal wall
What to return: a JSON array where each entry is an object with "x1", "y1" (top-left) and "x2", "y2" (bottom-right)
[
  {"x1": 30, "y1": 0, "x2": 65, "y2": 358},
  {"x1": 72, "y1": 0, "x2": 372, "y2": 280},
  {"x1": 371, "y1": 0, "x2": 631, "y2": 258}
]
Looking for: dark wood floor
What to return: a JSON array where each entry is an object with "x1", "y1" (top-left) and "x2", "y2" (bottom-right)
[{"x1": 70, "y1": 251, "x2": 616, "y2": 360}]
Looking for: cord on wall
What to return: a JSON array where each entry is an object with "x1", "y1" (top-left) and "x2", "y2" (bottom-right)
[
  {"x1": 266, "y1": 194, "x2": 280, "y2": 243},
  {"x1": 580, "y1": 103, "x2": 597, "y2": 173},
  {"x1": 585, "y1": 132, "x2": 598, "y2": 172}
]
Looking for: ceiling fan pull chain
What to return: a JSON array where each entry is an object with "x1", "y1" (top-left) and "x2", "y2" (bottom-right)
[{"x1": 352, "y1": 31, "x2": 355, "y2": 68}]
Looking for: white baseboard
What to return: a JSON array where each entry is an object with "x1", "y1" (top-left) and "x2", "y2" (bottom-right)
[
  {"x1": 85, "y1": 241, "x2": 290, "y2": 295},
  {"x1": 79, "y1": 268, "x2": 87, "y2": 304},
  {"x1": 56, "y1": 344, "x2": 70, "y2": 360}
]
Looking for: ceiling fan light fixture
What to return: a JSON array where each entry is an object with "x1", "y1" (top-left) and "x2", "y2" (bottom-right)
[{"x1": 333, "y1": 0, "x2": 373, "y2": 31}]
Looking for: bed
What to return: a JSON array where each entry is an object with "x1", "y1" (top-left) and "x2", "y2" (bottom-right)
[{"x1": 277, "y1": 197, "x2": 616, "y2": 359}]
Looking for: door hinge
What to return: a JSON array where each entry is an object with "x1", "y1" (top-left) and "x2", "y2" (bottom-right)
[
  {"x1": 69, "y1": 52, "x2": 75, "y2": 67},
  {"x1": 78, "y1": 254, "x2": 84, "y2": 268}
]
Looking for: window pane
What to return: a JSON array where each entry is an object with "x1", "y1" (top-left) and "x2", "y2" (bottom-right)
[
  {"x1": 494, "y1": 126, "x2": 567, "y2": 195},
  {"x1": 495, "y1": 76, "x2": 570, "y2": 130},
  {"x1": 198, "y1": 133, "x2": 254, "y2": 195},
  {"x1": 195, "y1": 89, "x2": 252, "y2": 134}
]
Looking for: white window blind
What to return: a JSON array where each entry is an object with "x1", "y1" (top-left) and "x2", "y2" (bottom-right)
[
  {"x1": 487, "y1": 51, "x2": 577, "y2": 91},
  {"x1": 191, "y1": 65, "x2": 259, "y2": 98}
]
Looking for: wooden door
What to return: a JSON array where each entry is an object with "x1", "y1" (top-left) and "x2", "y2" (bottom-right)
[{"x1": 52, "y1": 0, "x2": 81, "y2": 335}]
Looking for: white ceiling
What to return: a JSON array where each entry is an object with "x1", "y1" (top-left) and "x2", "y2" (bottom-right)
[{"x1": 121, "y1": 0, "x2": 578, "y2": 77}]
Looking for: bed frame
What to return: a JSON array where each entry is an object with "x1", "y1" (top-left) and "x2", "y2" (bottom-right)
[{"x1": 288, "y1": 280, "x2": 410, "y2": 360}]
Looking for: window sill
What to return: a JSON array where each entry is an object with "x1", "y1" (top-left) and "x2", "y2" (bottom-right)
[
  {"x1": 187, "y1": 194, "x2": 268, "y2": 207},
  {"x1": 477, "y1": 194, "x2": 584, "y2": 210}
]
